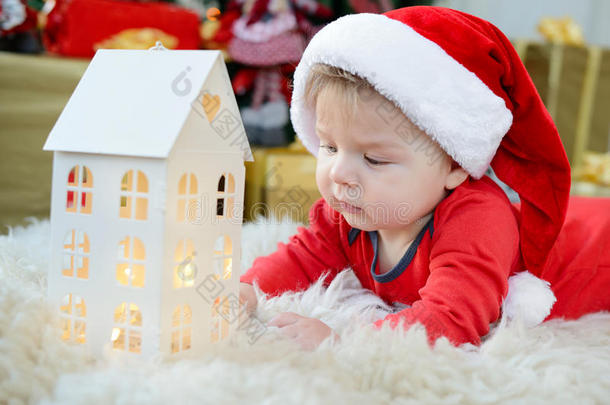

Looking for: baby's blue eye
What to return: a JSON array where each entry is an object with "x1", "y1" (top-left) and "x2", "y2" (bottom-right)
[{"x1": 320, "y1": 144, "x2": 337, "y2": 153}]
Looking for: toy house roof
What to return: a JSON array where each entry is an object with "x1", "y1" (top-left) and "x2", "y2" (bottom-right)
[{"x1": 43, "y1": 49, "x2": 253, "y2": 161}]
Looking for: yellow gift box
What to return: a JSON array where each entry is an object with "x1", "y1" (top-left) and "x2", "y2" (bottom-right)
[
  {"x1": 244, "y1": 140, "x2": 320, "y2": 224},
  {"x1": 512, "y1": 36, "x2": 610, "y2": 196}
]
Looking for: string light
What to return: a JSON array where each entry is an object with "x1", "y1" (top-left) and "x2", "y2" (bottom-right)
[{"x1": 206, "y1": 7, "x2": 221, "y2": 21}]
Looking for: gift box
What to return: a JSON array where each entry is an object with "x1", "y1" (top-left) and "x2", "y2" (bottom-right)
[
  {"x1": 513, "y1": 39, "x2": 610, "y2": 196},
  {"x1": 244, "y1": 141, "x2": 320, "y2": 224},
  {"x1": 0, "y1": 51, "x2": 89, "y2": 231},
  {"x1": 43, "y1": 0, "x2": 201, "y2": 58}
]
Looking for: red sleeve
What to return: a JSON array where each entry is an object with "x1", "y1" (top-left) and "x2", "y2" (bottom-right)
[
  {"x1": 240, "y1": 198, "x2": 350, "y2": 297},
  {"x1": 373, "y1": 187, "x2": 520, "y2": 346}
]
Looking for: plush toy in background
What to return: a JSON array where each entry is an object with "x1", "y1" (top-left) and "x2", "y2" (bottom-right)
[
  {"x1": 347, "y1": 0, "x2": 434, "y2": 14},
  {"x1": 226, "y1": 0, "x2": 333, "y2": 147},
  {"x1": 0, "y1": 0, "x2": 41, "y2": 53}
]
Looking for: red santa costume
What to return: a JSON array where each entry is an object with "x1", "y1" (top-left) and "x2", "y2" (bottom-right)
[{"x1": 240, "y1": 6, "x2": 610, "y2": 346}]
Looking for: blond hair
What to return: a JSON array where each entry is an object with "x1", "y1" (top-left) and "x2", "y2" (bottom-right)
[{"x1": 298, "y1": 63, "x2": 379, "y2": 125}]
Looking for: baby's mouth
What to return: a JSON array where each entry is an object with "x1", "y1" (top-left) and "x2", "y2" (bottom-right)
[{"x1": 331, "y1": 197, "x2": 362, "y2": 213}]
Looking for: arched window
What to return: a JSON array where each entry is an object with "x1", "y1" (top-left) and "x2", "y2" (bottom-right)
[
  {"x1": 215, "y1": 173, "x2": 235, "y2": 219},
  {"x1": 116, "y1": 236, "x2": 145, "y2": 288},
  {"x1": 111, "y1": 302, "x2": 142, "y2": 353},
  {"x1": 62, "y1": 230, "x2": 89, "y2": 279},
  {"x1": 212, "y1": 235, "x2": 232, "y2": 280},
  {"x1": 60, "y1": 293, "x2": 86, "y2": 344},
  {"x1": 173, "y1": 239, "x2": 196, "y2": 288},
  {"x1": 171, "y1": 304, "x2": 192, "y2": 353},
  {"x1": 66, "y1": 165, "x2": 93, "y2": 214},
  {"x1": 211, "y1": 296, "x2": 229, "y2": 343},
  {"x1": 177, "y1": 173, "x2": 198, "y2": 223},
  {"x1": 119, "y1": 170, "x2": 148, "y2": 220}
]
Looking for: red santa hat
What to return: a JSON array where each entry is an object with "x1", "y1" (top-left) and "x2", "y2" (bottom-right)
[{"x1": 290, "y1": 6, "x2": 571, "y2": 275}]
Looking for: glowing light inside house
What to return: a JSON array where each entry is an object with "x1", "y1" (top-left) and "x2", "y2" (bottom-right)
[{"x1": 111, "y1": 327, "x2": 121, "y2": 341}]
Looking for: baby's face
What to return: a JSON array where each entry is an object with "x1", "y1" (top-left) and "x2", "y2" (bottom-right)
[{"x1": 314, "y1": 86, "x2": 454, "y2": 232}]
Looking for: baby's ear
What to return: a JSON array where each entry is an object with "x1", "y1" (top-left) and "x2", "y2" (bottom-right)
[{"x1": 445, "y1": 161, "x2": 469, "y2": 190}]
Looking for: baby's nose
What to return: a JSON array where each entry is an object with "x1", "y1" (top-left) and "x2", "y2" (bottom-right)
[{"x1": 329, "y1": 154, "x2": 357, "y2": 185}]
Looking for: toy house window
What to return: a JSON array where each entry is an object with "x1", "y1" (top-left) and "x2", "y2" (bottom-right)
[
  {"x1": 211, "y1": 296, "x2": 229, "y2": 343},
  {"x1": 59, "y1": 293, "x2": 86, "y2": 343},
  {"x1": 116, "y1": 236, "x2": 146, "y2": 288},
  {"x1": 215, "y1": 173, "x2": 235, "y2": 219},
  {"x1": 177, "y1": 173, "x2": 198, "y2": 223},
  {"x1": 66, "y1": 165, "x2": 93, "y2": 214},
  {"x1": 212, "y1": 235, "x2": 232, "y2": 280},
  {"x1": 171, "y1": 304, "x2": 192, "y2": 353},
  {"x1": 62, "y1": 230, "x2": 90, "y2": 279},
  {"x1": 119, "y1": 170, "x2": 148, "y2": 220},
  {"x1": 111, "y1": 302, "x2": 142, "y2": 353},
  {"x1": 173, "y1": 239, "x2": 196, "y2": 288}
]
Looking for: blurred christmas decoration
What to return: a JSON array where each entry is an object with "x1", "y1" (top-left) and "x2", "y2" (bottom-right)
[
  {"x1": 200, "y1": 3, "x2": 237, "y2": 57},
  {"x1": 224, "y1": 0, "x2": 333, "y2": 147},
  {"x1": 0, "y1": 0, "x2": 41, "y2": 52},
  {"x1": 42, "y1": 0, "x2": 200, "y2": 57},
  {"x1": 573, "y1": 151, "x2": 610, "y2": 187},
  {"x1": 174, "y1": 0, "x2": 209, "y2": 17},
  {"x1": 538, "y1": 16, "x2": 585, "y2": 46},
  {"x1": 200, "y1": 18, "x2": 224, "y2": 54},
  {"x1": 348, "y1": 0, "x2": 394, "y2": 13},
  {"x1": 94, "y1": 28, "x2": 178, "y2": 51},
  {"x1": 205, "y1": 6, "x2": 221, "y2": 20}
]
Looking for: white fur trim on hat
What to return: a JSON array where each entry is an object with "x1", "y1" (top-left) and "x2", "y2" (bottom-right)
[{"x1": 290, "y1": 13, "x2": 513, "y2": 178}]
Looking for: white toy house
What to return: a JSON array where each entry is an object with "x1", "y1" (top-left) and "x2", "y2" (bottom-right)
[{"x1": 43, "y1": 47, "x2": 253, "y2": 359}]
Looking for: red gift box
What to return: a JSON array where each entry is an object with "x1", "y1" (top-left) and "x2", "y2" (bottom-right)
[{"x1": 43, "y1": 0, "x2": 200, "y2": 58}]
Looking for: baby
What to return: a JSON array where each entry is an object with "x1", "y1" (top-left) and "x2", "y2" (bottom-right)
[{"x1": 239, "y1": 6, "x2": 610, "y2": 350}]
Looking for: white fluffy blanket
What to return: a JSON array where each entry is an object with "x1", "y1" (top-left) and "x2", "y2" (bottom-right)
[{"x1": 1, "y1": 217, "x2": 610, "y2": 404}]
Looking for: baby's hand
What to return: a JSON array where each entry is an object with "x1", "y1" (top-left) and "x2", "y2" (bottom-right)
[
  {"x1": 267, "y1": 312, "x2": 340, "y2": 351},
  {"x1": 239, "y1": 282, "x2": 258, "y2": 315}
]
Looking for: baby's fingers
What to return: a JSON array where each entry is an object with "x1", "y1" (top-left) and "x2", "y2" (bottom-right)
[
  {"x1": 268, "y1": 311, "x2": 301, "y2": 327},
  {"x1": 276, "y1": 323, "x2": 300, "y2": 339}
]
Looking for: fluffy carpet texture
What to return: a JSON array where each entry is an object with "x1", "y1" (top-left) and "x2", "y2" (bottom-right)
[{"x1": 1, "y1": 217, "x2": 609, "y2": 404}]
